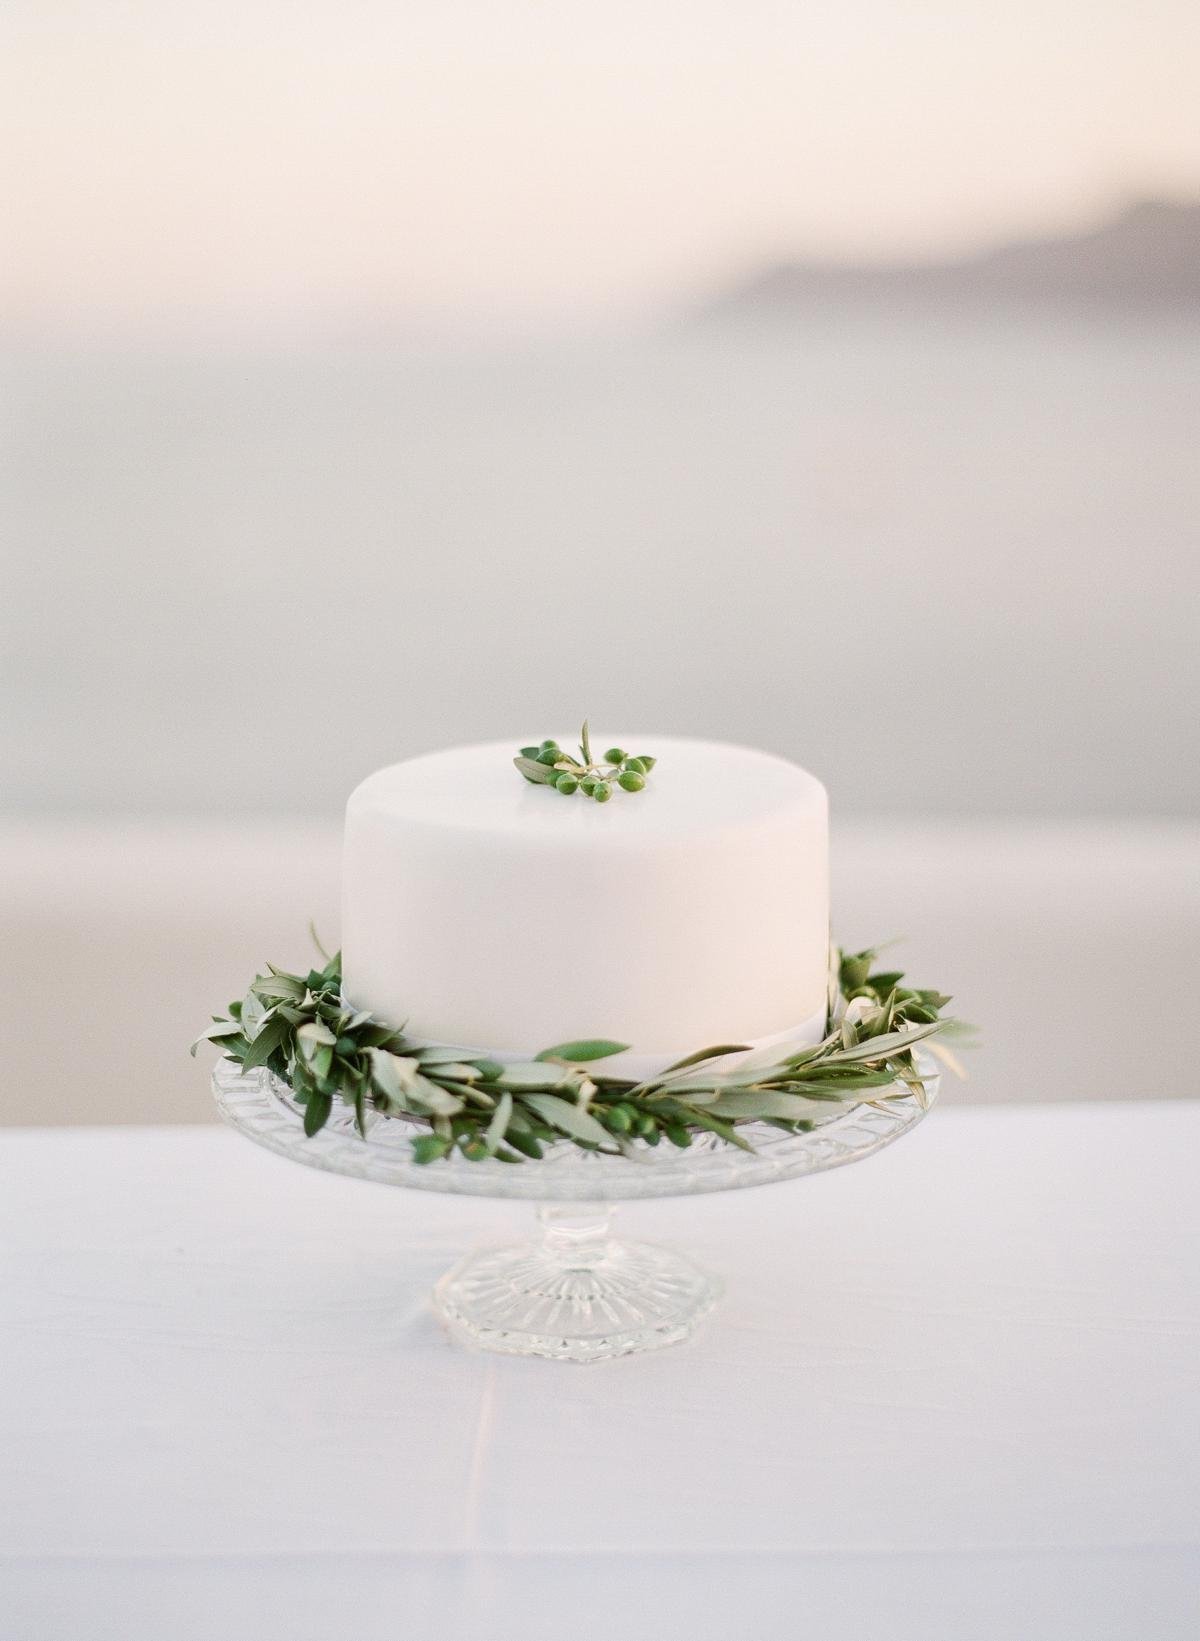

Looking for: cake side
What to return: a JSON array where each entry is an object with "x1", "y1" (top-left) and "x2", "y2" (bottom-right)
[{"x1": 341, "y1": 735, "x2": 828, "y2": 1066}]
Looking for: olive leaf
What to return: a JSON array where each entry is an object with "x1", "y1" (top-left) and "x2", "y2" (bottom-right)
[
  {"x1": 241, "y1": 1011, "x2": 291, "y2": 1070},
  {"x1": 189, "y1": 1019, "x2": 247, "y2": 1056},
  {"x1": 366, "y1": 1048, "x2": 418, "y2": 1108},
  {"x1": 303, "y1": 1090, "x2": 332, "y2": 1136},
  {"x1": 407, "y1": 1074, "x2": 465, "y2": 1117},
  {"x1": 522, "y1": 1094, "x2": 619, "y2": 1151},
  {"x1": 483, "y1": 1092, "x2": 513, "y2": 1154},
  {"x1": 660, "y1": 1043, "x2": 752, "y2": 1074},
  {"x1": 708, "y1": 1089, "x2": 844, "y2": 1120},
  {"x1": 514, "y1": 756, "x2": 557, "y2": 785},
  {"x1": 495, "y1": 1061, "x2": 576, "y2": 1091},
  {"x1": 535, "y1": 1038, "x2": 630, "y2": 1062}
]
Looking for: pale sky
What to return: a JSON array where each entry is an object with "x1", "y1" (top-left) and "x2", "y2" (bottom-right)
[{"x1": 4, "y1": 0, "x2": 1199, "y2": 334}]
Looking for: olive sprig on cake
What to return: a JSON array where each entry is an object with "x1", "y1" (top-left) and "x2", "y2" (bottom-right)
[{"x1": 514, "y1": 719, "x2": 656, "y2": 801}]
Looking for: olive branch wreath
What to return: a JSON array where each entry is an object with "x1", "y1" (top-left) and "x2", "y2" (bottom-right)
[{"x1": 194, "y1": 941, "x2": 965, "y2": 1165}]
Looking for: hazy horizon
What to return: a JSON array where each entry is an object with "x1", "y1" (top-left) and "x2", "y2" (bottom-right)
[
  {"x1": 3, "y1": 193, "x2": 1198, "y2": 352},
  {"x1": 4, "y1": 1, "x2": 1200, "y2": 339},
  {"x1": 6, "y1": 308, "x2": 1198, "y2": 823}
]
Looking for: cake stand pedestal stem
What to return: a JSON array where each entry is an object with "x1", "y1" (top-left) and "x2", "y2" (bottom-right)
[
  {"x1": 536, "y1": 1203, "x2": 614, "y2": 1269},
  {"x1": 432, "y1": 1201, "x2": 719, "y2": 1363}
]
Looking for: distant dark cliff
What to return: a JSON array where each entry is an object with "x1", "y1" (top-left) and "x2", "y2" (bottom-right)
[{"x1": 706, "y1": 200, "x2": 1200, "y2": 315}]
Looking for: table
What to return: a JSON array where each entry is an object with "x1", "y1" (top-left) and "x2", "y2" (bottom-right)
[{"x1": 2, "y1": 1103, "x2": 1197, "y2": 1639}]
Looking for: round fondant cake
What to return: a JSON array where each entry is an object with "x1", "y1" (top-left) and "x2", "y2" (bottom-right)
[{"x1": 342, "y1": 735, "x2": 829, "y2": 1074}]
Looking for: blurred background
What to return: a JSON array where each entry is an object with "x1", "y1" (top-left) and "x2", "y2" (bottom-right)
[{"x1": 3, "y1": 1, "x2": 1197, "y2": 1123}]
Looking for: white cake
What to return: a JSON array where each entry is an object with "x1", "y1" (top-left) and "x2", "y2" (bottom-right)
[{"x1": 342, "y1": 735, "x2": 829, "y2": 1075}]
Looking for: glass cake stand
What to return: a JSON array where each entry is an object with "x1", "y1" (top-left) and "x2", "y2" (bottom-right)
[{"x1": 212, "y1": 1055, "x2": 938, "y2": 1363}]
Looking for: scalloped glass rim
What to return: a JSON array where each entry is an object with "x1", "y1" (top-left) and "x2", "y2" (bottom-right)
[{"x1": 212, "y1": 1052, "x2": 939, "y2": 1203}]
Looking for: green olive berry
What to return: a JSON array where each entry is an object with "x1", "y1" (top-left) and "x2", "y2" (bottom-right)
[
  {"x1": 622, "y1": 756, "x2": 647, "y2": 775},
  {"x1": 618, "y1": 770, "x2": 645, "y2": 793},
  {"x1": 638, "y1": 755, "x2": 656, "y2": 772},
  {"x1": 555, "y1": 773, "x2": 578, "y2": 795},
  {"x1": 604, "y1": 1105, "x2": 633, "y2": 1133},
  {"x1": 540, "y1": 738, "x2": 560, "y2": 751},
  {"x1": 580, "y1": 776, "x2": 597, "y2": 794},
  {"x1": 593, "y1": 781, "x2": 612, "y2": 803},
  {"x1": 603, "y1": 746, "x2": 626, "y2": 764},
  {"x1": 536, "y1": 747, "x2": 560, "y2": 766}
]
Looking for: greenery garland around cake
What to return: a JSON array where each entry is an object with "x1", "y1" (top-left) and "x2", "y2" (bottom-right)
[{"x1": 194, "y1": 943, "x2": 965, "y2": 1165}]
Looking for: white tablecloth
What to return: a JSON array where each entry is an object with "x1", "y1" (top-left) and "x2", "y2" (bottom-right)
[{"x1": 2, "y1": 1104, "x2": 1197, "y2": 1640}]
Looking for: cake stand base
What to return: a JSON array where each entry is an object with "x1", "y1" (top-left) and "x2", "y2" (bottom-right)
[
  {"x1": 432, "y1": 1205, "x2": 719, "y2": 1362},
  {"x1": 213, "y1": 1055, "x2": 937, "y2": 1363}
]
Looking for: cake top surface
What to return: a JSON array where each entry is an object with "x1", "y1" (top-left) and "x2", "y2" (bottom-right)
[{"x1": 347, "y1": 736, "x2": 825, "y2": 840}]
